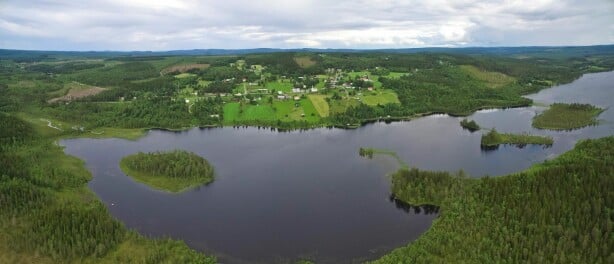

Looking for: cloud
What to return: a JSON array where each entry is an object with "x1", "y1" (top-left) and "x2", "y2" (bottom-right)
[{"x1": 0, "y1": 0, "x2": 611, "y2": 50}]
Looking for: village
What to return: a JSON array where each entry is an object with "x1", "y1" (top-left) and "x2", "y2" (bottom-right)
[{"x1": 172, "y1": 60, "x2": 404, "y2": 124}]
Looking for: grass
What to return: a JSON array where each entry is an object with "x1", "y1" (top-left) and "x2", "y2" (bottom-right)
[
  {"x1": 174, "y1": 73, "x2": 197, "y2": 78},
  {"x1": 360, "y1": 89, "x2": 400, "y2": 106},
  {"x1": 266, "y1": 81, "x2": 293, "y2": 93},
  {"x1": 274, "y1": 99, "x2": 321, "y2": 123},
  {"x1": 307, "y1": 94, "x2": 330, "y2": 117},
  {"x1": 532, "y1": 103, "x2": 604, "y2": 130},
  {"x1": 387, "y1": 72, "x2": 409, "y2": 78},
  {"x1": 223, "y1": 102, "x2": 276, "y2": 123},
  {"x1": 329, "y1": 99, "x2": 360, "y2": 114},
  {"x1": 223, "y1": 99, "x2": 321, "y2": 124},
  {"x1": 480, "y1": 129, "x2": 553, "y2": 147},
  {"x1": 459, "y1": 65, "x2": 516, "y2": 88},
  {"x1": 17, "y1": 113, "x2": 146, "y2": 140}
]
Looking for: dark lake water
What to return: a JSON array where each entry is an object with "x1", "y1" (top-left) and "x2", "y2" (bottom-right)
[{"x1": 61, "y1": 71, "x2": 614, "y2": 264}]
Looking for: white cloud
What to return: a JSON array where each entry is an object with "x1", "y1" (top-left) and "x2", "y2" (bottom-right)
[{"x1": 0, "y1": 0, "x2": 611, "y2": 50}]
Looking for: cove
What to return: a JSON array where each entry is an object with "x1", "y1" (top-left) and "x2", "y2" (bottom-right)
[{"x1": 61, "y1": 71, "x2": 614, "y2": 263}]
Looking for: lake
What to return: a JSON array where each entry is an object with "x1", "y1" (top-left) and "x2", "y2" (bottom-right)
[{"x1": 61, "y1": 71, "x2": 614, "y2": 263}]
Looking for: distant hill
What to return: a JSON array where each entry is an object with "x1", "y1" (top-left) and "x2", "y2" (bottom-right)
[{"x1": 1, "y1": 45, "x2": 613, "y2": 61}]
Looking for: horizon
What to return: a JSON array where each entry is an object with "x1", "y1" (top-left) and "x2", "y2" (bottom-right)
[
  {"x1": 1, "y1": 0, "x2": 613, "y2": 51},
  {"x1": 3, "y1": 44, "x2": 614, "y2": 53}
]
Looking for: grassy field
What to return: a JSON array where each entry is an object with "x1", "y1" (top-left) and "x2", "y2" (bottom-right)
[
  {"x1": 481, "y1": 129, "x2": 553, "y2": 147},
  {"x1": 388, "y1": 72, "x2": 409, "y2": 78},
  {"x1": 360, "y1": 89, "x2": 400, "y2": 106},
  {"x1": 329, "y1": 99, "x2": 360, "y2": 114},
  {"x1": 459, "y1": 65, "x2": 516, "y2": 88},
  {"x1": 174, "y1": 73, "x2": 197, "y2": 78},
  {"x1": 274, "y1": 99, "x2": 320, "y2": 122},
  {"x1": 223, "y1": 102, "x2": 275, "y2": 123},
  {"x1": 266, "y1": 81, "x2": 293, "y2": 93},
  {"x1": 307, "y1": 94, "x2": 330, "y2": 117},
  {"x1": 223, "y1": 99, "x2": 321, "y2": 124},
  {"x1": 532, "y1": 103, "x2": 604, "y2": 130}
]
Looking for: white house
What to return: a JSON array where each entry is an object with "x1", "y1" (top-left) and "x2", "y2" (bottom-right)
[
  {"x1": 292, "y1": 88, "x2": 301, "y2": 93},
  {"x1": 310, "y1": 87, "x2": 318, "y2": 93}
]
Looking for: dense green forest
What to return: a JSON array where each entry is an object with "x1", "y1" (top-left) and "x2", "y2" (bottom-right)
[
  {"x1": 533, "y1": 103, "x2": 604, "y2": 130},
  {"x1": 374, "y1": 136, "x2": 614, "y2": 263},
  {"x1": 481, "y1": 129, "x2": 554, "y2": 148},
  {"x1": 0, "y1": 114, "x2": 215, "y2": 263},
  {"x1": 120, "y1": 150, "x2": 214, "y2": 192}
]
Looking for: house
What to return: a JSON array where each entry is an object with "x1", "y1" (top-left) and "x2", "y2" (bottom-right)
[
  {"x1": 277, "y1": 91, "x2": 283, "y2": 95},
  {"x1": 235, "y1": 93, "x2": 242, "y2": 97},
  {"x1": 185, "y1": 99, "x2": 190, "y2": 103},
  {"x1": 277, "y1": 95, "x2": 286, "y2": 100},
  {"x1": 367, "y1": 87, "x2": 373, "y2": 91},
  {"x1": 292, "y1": 88, "x2": 301, "y2": 93},
  {"x1": 310, "y1": 87, "x2": 318, "y2": 93},
  {"x1": 293, "y1": 96, "x2": 300, "y2": 101}
]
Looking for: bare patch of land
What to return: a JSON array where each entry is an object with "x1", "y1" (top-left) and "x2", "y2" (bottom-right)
[
  {"x1": 48, "y1": 83, "x2": 106, "y2": 103},
  {"x1": 294, "y1": 56, "x2": 316, "y2": 68},
  {"x1": 459, "y1": 65, "x2": 516, "y2": 88},
  {"x1": 161, "y1": 63, "x2": 210, "y2": 75}
]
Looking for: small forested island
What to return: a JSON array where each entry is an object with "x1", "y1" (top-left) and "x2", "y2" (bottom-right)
[
  {"x1": 377, "y1": 137, "x2": 614, "y2": 263},
  {"x1": 460, "y1": 118, "x2": 481, "y2": 132},
  {"x1": 119, "y1": 150, "x2": 214, "y2": 192},
  {"x1": 480, "y1": 129, "x2": 553, "y2": 147},
  {"x1": 533, "y1": 103, "x2": 604, "y2": 130}
]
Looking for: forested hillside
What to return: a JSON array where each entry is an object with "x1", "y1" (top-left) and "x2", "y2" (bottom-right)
[
  {"x1": 0, "y1": 114, "x2": 216, "y2": 263},
  {"x1": 374, "y1": 137, "x2": 614, "y2": 263}
]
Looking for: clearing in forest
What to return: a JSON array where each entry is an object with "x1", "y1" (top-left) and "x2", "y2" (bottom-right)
[
  {"x1": 48, "y1": 82, "x2": 106, "y2": 103},
  {"x1": 459, "y1": 65, "x2": 516, "y2": 88},
  {"x1": 308, "y1": 94, "x2": 330, "y2": 117},
  {"x1": 294, "y1": 56, "x2": 316, "y2": 68},
  {"x1": 161, "y1": 63, "x2": 210, "y2": 75}
]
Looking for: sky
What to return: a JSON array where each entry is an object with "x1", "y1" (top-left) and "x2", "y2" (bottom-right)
[{"x1": 0, "y1": 0, "x2": 612, "y2": 51}]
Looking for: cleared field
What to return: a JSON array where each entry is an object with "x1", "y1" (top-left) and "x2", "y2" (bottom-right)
[
  {"x1": 161, "y1": 63, "x2": 210, "y2": 75},
  {"x1": 224, "y1": 99, "x2": 320, "y2": 124},
  {"x1": 307, "y1": 94, "x2": 330, "y2": 117},
  {"x1": 388, "y1": 72, "x2": 408, "y2": 78},
  {"x1": 360, "y1": 90, "x2": 400, "y2": 106},
  {"x1": 329, "y1": 99, "x2": 360, "y2": 114},
  {"x1": 48, "y1": 82, "x2": 106, "y2": 103},
  {"x1": 223, "y1": 102, "x2": 275, "y2": 123},
  {"x1": 293, "y1": 56, "x2": 316, "y2": 68},
  {"x1": 275, "y1": 99, "x2": 320, "y2": 122},
  {"x1": 459, "y1": 65, "x2": 516, "y2": 88},
  {"x1": 175, "y1": 73, "x2": 197, "y2": 78},
  {"x1": 266, "y1": 81, "x2": 293, "y2": 93}
]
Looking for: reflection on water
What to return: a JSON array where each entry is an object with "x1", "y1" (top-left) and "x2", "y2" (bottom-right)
[{"x1": 61, "y1": 71, "x2": 614, "y2": 264}]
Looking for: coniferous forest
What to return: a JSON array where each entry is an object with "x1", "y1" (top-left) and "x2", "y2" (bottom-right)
[
  {"x1": 120, "y1": 150, "x2": 214, "y2": 192},
  {"x1": 375, "y1": 137, "x2": 614, "y2": 263}
]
